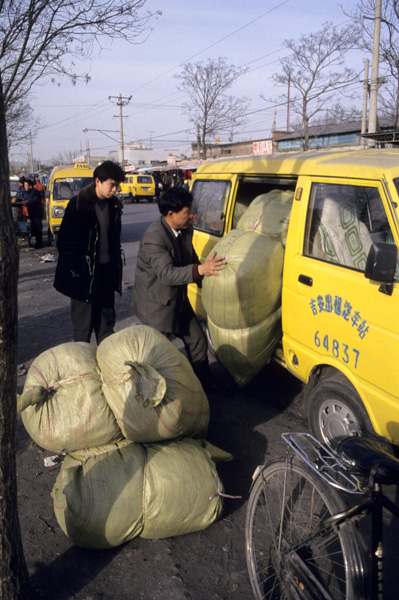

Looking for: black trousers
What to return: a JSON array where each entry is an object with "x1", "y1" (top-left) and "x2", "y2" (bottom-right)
[
  {"x1": 71, "y1": 263, "x2": 115, "y2": 345},
  {"x1": 162, "y1": 300, "x2": 210, "y2": 382},
  {"x1": 30, "y1": 218, "x2": 43, "y2": 248}
]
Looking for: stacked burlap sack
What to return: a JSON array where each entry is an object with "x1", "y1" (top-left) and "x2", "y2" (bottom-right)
[
  {"x1": 18, "y1": 325, "x2": 231, "y2": 548},
  {"x1": 201, "y1": 189, "x2": 294, "y2": 386}
]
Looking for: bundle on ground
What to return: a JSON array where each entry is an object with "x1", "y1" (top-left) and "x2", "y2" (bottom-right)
[
  {"x1": 97, "y1": 325, "x2": 210, "y2": 442},
  {"x1": 52, "y1": 437, "x2": 231, "y2": 549},
  {"x1": 18, "y1": 342, "x2": 123, "y2": 453}
]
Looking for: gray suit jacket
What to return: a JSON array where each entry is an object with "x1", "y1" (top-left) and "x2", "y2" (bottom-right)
[{"x1": 132, "y1": 216, "x2": 201, "y2": 333}]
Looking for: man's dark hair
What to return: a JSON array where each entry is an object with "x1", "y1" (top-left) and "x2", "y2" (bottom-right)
[
  {"x1": 25, "y1": 179, "x2": 34, "y2": 188},
  {"x1": 158, "y1": 186, "x2": 193, "y2": 216},
  {"x1": 19, "y1": 176, "x2": 26, "y2": 183},
  {"x1": 93, "y1": 160, "x2": 125, "y2": 183}
]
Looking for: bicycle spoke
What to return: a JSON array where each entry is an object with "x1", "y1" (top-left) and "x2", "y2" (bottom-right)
[{"x1": 245, "y1": 457, "x2": 365, "y2": 600}]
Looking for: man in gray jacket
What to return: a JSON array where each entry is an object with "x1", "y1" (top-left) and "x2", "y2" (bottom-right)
[{"x1": 132, "y1": 187, "x2": 225, "y2": 391}]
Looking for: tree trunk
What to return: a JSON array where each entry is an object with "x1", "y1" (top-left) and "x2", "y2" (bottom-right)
[
  {"x1": 0, "y1": 75, "x2": 32, "y2": 599},
  {"x1": 201, "y1": 125, "x2": 207, "y2": 160},
  {"x1": 302, "y1": 99, "x2": 309, "y2": 151}
]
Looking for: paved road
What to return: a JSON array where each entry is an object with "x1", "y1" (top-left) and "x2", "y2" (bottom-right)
[{"x1": 16, "y1": 202, "x2": 310, "y2": 600}]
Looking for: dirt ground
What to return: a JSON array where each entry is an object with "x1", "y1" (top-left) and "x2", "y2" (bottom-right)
[{"x1": 15, "y1": 227, "x2": 307, "y2": 600}]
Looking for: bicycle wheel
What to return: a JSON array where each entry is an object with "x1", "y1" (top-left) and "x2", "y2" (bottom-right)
[{"x1": 245, "y1": 456, "x2": 365, "y2": 600}]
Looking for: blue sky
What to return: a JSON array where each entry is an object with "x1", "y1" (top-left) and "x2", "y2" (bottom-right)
[{"x1": 13, "y1": 0, "x2": 365, "y2": 163}]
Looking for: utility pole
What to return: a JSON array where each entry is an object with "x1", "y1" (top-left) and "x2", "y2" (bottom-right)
[
  {"x1": 29, "y1": 130, "x2": 34, "y2": 172},
  {"x1": 197, "y1": 124, "x2": 202, "y2": 160},
  {"x1": 368, "y1": 0, "x2": 382, "y2": 145},
  {"x1": 272, "y1": 106, "x2": 277, "y2": 133},
  {"x1": 361, "y1": 59, "x2": 370, "y2": 148},
  {"x1": 109, "y1": 93, "x2": 132, "y2": 165}
]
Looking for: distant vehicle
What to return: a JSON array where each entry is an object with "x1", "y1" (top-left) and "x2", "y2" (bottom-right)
[
  {"x1": 45, "y1": 163, "x2": 93, "y2": 245},
  {"x1": 118, "y1": 173, "x2": 155, "y2": 203}
]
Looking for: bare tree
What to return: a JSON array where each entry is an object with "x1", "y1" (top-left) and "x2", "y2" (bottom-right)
[
  {"x1": 270, "y1": 22, "x2": 361, "y2": 150},
  {"x1": 0, "y1": 0, "x2": 159, "y2": 135},
  {"x1": 50, "y1": 148, "x2": 81, "y2": 166},
  {"x1": 345, "y1": 0, "x2": 399, "y2": 128},
  {"x1": 175, "y1": 57, "x2": 249, "y2": 159},
  {"x1": 312, "y1": 102, "x2": 363, "y2": 125},
  {"x1": 0, "y1": 1, "x2": 158, "y2": 597},
  {"x1": 5, "y1": 100, "x2": 43, "y2": 149}
]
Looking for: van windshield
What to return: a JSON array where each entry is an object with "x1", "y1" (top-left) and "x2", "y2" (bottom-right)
[
  {"x1": 191, "y1": 179, "x2": 231, "y2": 235},
  {"x1": 54, "y1": 177, "x2": 93, "y2": 200}
]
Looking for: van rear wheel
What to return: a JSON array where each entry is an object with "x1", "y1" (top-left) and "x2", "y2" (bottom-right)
[{"x1": 308, "y1": 374, "x2": 374, "y2": 450}]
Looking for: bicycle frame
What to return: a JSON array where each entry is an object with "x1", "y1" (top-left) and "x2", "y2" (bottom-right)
[{"x1": 282, "y1": 432, "x2": 399, "y2": 600}]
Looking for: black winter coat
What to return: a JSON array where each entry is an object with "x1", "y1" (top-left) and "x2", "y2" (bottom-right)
[
  {"x1": 54, "y1": 183, "x2": 123, "y2": 303},
  {"x1": 25, "y1": 187, "x2": 42, "y2": 220}
]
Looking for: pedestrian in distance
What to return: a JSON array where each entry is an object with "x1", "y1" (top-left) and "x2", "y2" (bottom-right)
[
  {"x1": 54, "y1": 160, "x2": 125, "y2": 345},
  {"x1": 34, "y1": 174, "x2": 46, "y2": 218},
  {"x1": 23, "y1": 179, "x2": 43, "y2": 248},
  {"x1": 16, "y1": 176, "x2": 27, "y2": 203},
  {"x1": 132, "y1": 186, "x2": 227, "y2": 395},
  {"x1": 16, "y1": 176, "x2": 29, "y2": 217}
]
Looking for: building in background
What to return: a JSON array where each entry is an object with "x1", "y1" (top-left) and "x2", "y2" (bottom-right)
[
  {"x1": 191, "y1": 131, "x2": 288, "y2": 160},
  {"x1": 110, "y1": 142, "x2": 180, "y2": 169},
  {"x1": 276, "y1": 119, "x2": 396, "y2": 152}
]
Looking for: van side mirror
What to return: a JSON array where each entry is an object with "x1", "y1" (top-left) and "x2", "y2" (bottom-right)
[{"x1": 365, "y1": 242, "x2": 397, "y2": 283}]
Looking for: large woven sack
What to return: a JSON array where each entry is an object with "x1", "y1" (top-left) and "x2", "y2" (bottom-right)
[
  {"x1": 52, "y1": 440, "x2": 144, "y2": 549},
  {"x1": 97, "y1": 325, "x2": 210, "y2": 443},
  {"x1": 201, "y1": 230, "x2": 283, "y2": 330},
  {"x1": 18, "y1": 342, "x2": 123, "y2": 453},
  {"x1": 236, "y1": 190, "x2": 294, "y2": 245},
  {"x1": 52, "y1": 438, "x2": 231, "y2": 549},
  {"x1": 207, "y1": 311, "x2": 282, "y2": 387},
  {"x1": 141, "y1": 437, "x2": 230, "y2": 539},
  {"x1": 199, "y1": 190, "x2": 293, "y2": 386}
]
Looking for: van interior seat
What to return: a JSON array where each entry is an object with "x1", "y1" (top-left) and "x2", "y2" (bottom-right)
[
  {"x1": 56, "y1": 182, "x2": 73, "y2": 200},
  {"x1": 316, "y1": 196, "x2": 373, "y2": 271}
]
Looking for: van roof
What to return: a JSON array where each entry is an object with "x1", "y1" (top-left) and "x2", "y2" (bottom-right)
[
  {"x1": 49, "y1": 163, "x2": 93, "y2": 177},
  {"x1": 195, "y1": 149, "x2": 399, "y2": 181}
]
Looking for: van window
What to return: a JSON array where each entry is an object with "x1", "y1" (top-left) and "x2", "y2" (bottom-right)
[
  {"x1": 54, "y1": 177, "x2": 92, "y2": 200},
  {"x1": 191, "y1": 179, "x2": 231, "y2": 235},
  {"x1": 305, "y1": 182, "x2": 396, "y2": 274},
  {"x1": 137, "y1": 176, "x2": 152, "y2": 184},
  {"x1": 232, "y1": 178, "x2": 297, "y2": 229}
]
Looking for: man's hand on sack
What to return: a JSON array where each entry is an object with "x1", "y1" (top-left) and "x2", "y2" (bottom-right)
[{"x1": 198, "y1": 251, "x2": 226, "y2": 277}]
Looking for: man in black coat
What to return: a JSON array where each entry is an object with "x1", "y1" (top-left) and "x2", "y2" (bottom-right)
[
  {"x1": 132, "y1": 187, "x2": 226, "y2": 391},
  {"x1": 54, "y1": 160, "x2": 125, "y2": 344},
  {"x1": 23, "y1": 179, "x2": 43, "y2": 248}
]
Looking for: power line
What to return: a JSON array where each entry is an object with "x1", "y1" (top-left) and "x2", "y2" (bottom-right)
[{"x1": 127, "y1": 0, "x2": 293, "y2": 96}]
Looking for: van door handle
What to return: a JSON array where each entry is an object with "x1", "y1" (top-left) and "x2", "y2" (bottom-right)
[{"x1": 298, "y1": 274, "x2": 313, "y2": 286}]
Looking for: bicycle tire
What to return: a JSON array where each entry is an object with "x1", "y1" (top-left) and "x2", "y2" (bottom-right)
[{"x1": 245, "y1": 455, "x2": 365, "y2": 600}]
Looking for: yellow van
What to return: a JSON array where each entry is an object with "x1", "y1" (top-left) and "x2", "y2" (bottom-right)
[
  {"x1": 118, "y1": 173, "x2": 155, "y2": 203},
  {"x1": 46, "y1": 163, "x2": 93, "y2": 245},
  {"x1": 189, "y1": 149, "x2": 399, "y2": 448}
]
